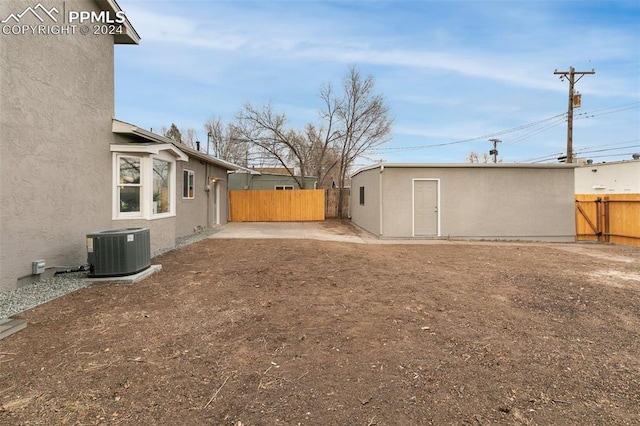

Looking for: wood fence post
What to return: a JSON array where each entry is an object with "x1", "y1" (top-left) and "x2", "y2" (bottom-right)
[{"x1": 603, "y1": 196, "x2": 610, "y2": 243}]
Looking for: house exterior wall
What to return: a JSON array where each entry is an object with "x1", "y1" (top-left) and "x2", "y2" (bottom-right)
[
  {"x1": 574, "y1": 160, "x2": 640, "y2": 194},
  {"x1": 0, "y1": 0, "x2": 121, "y2": 291},
  {"x1": 228, "y1": 173, "x2": 317, "y2": 190},
  {"x1": 211, "y1": 167, "x2": 230, "y2": 225},
  {"x1": 349, "y1": 167, "x2": 382, "y2": 236},
  {"x1": 111, "y1": 218, "x2": 176, "y2": 256},
  {"x1": 352, "y1": 165, "x2": 575, "y2": 241},
  {"x1": 175, "y1": 160, "x2": 229, "y2": 238}
]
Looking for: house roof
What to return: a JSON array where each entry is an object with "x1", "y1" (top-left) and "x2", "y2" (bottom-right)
[
  {"x1": 351, "y1": 162, "x2": 577, "y2": 178},
  {"x1": 112, "y1": 119, "x2": 245, "y2": 171},
  {"x1": 110, "y1": 142, "x2": 188, "y2": 161},
  {"x1": 252, "y1": 167, "x2": 294, "y2": 175},
  {"x1": 96, "y1": 0, "x2": 140, "y2": 45}
]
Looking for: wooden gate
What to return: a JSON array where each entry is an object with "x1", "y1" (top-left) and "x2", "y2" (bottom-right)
[
  {"x1": 575, "y1": 194, "x2": 640, "y2": 247},
  {"x1": 229, "y1": 189, "x2": 325, "y2": 222}
]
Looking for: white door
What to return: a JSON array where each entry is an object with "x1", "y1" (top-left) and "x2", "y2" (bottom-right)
[{"x1": 413, "y1": 180, "x2": 439, "y2": 236}]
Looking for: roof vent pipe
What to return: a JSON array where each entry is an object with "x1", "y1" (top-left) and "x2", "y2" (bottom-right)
[{"x1": 196, "y1": 141, "x2": 201, "y2": 151}]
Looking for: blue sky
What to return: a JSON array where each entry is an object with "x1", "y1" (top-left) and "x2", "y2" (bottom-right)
[{"x1": 114, "y1": 0, "x2": 640, "y2": 167}]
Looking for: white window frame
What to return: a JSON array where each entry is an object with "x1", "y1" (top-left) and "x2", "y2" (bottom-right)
[
  {"x1": 183, "y1": 169, "x2": 195, "y2": 199},
  {"x1": 275, "y1": 185, "x2": 294, "y2": 190},
  {"x1": 152, "y1": 157, "x2": 173, "y2": 216},
  {"x1": 116, "y1": 155, "x2": 143, "y2": 218},
  {"x1": 112, "y1": 150, "x2": 178, "y2": 220}
]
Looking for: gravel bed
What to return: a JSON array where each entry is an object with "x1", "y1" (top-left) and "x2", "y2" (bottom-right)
[
  {"x1": 0, "y1": 272, "x2": 90, "y2": 319},
  {"x1": 0, "y1": 227, "x2": 222, "y2": 319}
]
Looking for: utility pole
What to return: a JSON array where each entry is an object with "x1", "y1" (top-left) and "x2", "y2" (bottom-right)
[
  {"x1": 554, "y1": 66, "x2": 595, "y2": 163},
  {"x1": 489, "y1": 138, "x2": 501, "y2": 163}
]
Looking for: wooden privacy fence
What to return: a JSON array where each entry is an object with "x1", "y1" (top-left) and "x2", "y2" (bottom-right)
[
  {"x1": 325, "y1": 188, "x2": 350, "y2": 219},
  {"x1": 229, "y1": 189, "x2": 325, "y2": 222},
  {"x1": 575, "y1": 194, "x2": 640, "y2": 247}
]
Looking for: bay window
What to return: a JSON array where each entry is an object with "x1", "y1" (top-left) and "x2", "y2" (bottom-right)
[{"x1": 112, "y1": 144, "x2": 186, "y2": 220}]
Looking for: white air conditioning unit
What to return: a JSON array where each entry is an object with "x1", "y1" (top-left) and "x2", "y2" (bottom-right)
[{"x1": 86, "y1": 228, "x2": 151, "y2": 277}]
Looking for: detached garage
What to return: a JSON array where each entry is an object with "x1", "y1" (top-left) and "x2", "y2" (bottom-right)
[{"x1": 350, "y1": 163, "x2": 576, "y2": 242}]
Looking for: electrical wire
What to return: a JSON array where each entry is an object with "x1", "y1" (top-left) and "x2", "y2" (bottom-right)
[
  {"x1": 370, "y1": 101, "x2": 638, "y2": 156},
  {"x1": 371, "y1": 112, "x2": 568, "y2": 153},
  {"x1": 503, "y1": 117, "x2": 568, "y2": 145},
  {"x1": 525, "y1": 143, "x2": 640, "y2": 163}
]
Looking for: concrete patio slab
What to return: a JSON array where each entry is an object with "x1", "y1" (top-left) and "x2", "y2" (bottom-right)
[{"x1": 210, "y1": 222, "x2": 368, "y2": 243}]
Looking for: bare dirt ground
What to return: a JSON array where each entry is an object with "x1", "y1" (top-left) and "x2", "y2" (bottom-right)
[{"x1": 1, "y1": 221, "x2": 639, "y2": 425}]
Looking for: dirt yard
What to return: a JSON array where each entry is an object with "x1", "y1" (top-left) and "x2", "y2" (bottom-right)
[{"x1": 1, "y1": 222, "x2": 639, "y2": 425}]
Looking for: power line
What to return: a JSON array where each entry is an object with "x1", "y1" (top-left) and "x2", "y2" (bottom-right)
[
  {"x1": 575, "y1": 103, "x2": 640, "y2": 121},
  {"x1": 372, "y1": 112, "x2": 567, "y2": 153},
  {"x1": 576, "y1": 101, "x2": 640, "y2": 116},
  {"x1": 524, "y1": 143, "x2": 640, "y2": 163},
  {"x1": 371, "y1": 101, "x2": 636, "y2": 156},
  {"x1": 520, "y1": 139, "x2": 639, "y2": 162},
  {"x1": 503, "y1": 116, "x2": 567, "y2": 145},
  {"x1": 579, "y1": 144, "x2": 640, "y2": 155},
  {"x1": 574, "y1": 138, "x2": 640, "y2": 152}
]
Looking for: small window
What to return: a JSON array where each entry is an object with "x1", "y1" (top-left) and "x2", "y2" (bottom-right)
[
  {"x1": 275, "y1": 185, "x2": 294, "y2": 190},
  {"x1": 359, "y1": 186, "x2": 365, "y2": 205},
  {"x1": 183, "y1": 170, "x2": 195, "y2": 199}
]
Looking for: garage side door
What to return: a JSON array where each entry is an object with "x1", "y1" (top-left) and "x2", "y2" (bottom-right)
[{"x1": 413, "y1": 179, "x2": 439, "y2": 236}]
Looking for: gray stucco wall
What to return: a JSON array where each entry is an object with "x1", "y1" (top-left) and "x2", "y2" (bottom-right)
[
  {"x1": 111, "y1": 218, "x2": 176, "y2": 256},
  {"x1": 210, "y1": 167, "x2": 230, "y2": 225},
  {"x1": 349, "y1": 167, "x2": 381, "y2": 236},
  {"x1": 0, "y1": 0, "x2": 122, "y2": 291},
  {"x1": 352, "y1": 165, "x2": 576, "y2": 241},
  {"x1": 175, "y1": 160, "x2": 229, "y2": 238}
]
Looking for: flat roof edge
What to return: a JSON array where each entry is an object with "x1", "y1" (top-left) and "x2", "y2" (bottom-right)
[{"x1": 351, "y1": 162, "x2": 577, "y2": 178}]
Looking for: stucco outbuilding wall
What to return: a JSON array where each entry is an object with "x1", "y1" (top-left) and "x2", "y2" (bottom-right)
[{"x1": 351, "y1": 164, "x2": 576, "y2": 241}]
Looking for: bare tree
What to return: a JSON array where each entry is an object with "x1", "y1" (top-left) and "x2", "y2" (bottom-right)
[
  {"x1": 467, "y1": 150, "x2": 501, "y2": 163},
  {"x1": 181, "y1": 128, "x2": 198, "y2": 150},
  {"x1": 204, "y1": 117, "x2": 250, "y2": 166},
  {"x1": 330, "y1": 66, "x2": 393, "y2": 216},
  {"x1": 227, "y1": 66, "x2": 392, "y2": 201},
  {"x1": 305, "y1": 122, "x2": 340, "y2": 188},
  {"x1": 235, "y1": 103, "x2": 314, "y2": 188}
]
